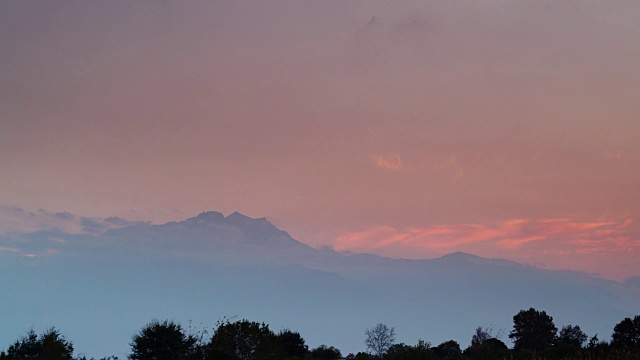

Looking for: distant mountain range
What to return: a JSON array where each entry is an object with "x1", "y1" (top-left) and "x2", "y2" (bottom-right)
[{"x1": 1, "y1": 210, "x2": 639, "y2": 359}]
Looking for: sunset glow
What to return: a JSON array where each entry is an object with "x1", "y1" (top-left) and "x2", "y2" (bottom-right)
[
  {"x1": 2, "y1": 0, "x2": 640, "y2": 281},
  {"x1": 335, "y1": 217, "x2": 639, "y2": 280}
]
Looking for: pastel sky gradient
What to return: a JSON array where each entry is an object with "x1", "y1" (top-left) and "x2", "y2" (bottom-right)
[{"x1": 2, "y1": 1, "x2": 640, "y2": 280}]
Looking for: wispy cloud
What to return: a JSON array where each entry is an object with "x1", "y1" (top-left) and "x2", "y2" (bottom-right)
[
  {"x1": 371, "y1": 154, "x2": 405, "y2": 171},
  {"x1": 0, "y1": 205, "x2": 143, "y2": 235},
  {"x1": 335, "y1": 217, "x2": 638, "y2": 259}
]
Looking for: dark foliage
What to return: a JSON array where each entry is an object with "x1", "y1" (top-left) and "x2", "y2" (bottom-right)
[
  {"x1": 0, "y1": 328, "x2": 73, "y2": 360},
  {"x1": 464, "y1": 337, "x2": 509, "y2": 360},
  {"x1": 4, "y1": 311, "x2": 640, "y2": 360},
  {"x1": 129, "y1": 320, "x2": 197, "y2": 360},
  {"x1": 345, "y1": 352, "x2": 374, "y2": 360},
  {"x1": 508, "y1": 308, "x2": 557, "y2": 352},
  {"x1": 383, "y1": 340, "x2": 433, "y2": 360},
  {"x1": 310, "y1": 345, "x2": 342, "y2": 360},
  {"x1": 276, "y1": 329, "x2": 309, "y2": 359},
  {"x1": 546, "y1": 324, "x2": 588, "y2": 359},
  {"x1": 207, "y1": 319, "x2": 281, "y2": 360},
  {"x1": 432, "y1": 340, "x2": 461, "y2": 359},
  {"x1": 611, "y1": 315, "x2": 640, "y2": 349},
  {"x1": 556, "y1": 325, "x2": 587, "y2": 348}
]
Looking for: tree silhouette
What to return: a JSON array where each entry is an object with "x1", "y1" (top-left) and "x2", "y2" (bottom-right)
[
  {"x1": 384, "y1": 343, "x2": 413, "y2": 360},
  {"x1": 276, "y1": 329, "x2": 308, "y2": 359},
  {"x1": 383, "y1": 340, "x2": 433, "y2": 360},
  {"x1": 433, "y1": 340, "x2": 461, "y2": 358},
  {"x1": 556, "y1": 324, "x2": 587, "y2": 347},
  {"x1": 9, "y1": 314, "x2": 638, "y2": 360},
  {"x1": 470, "y1": 327, "x2": 490, "y2": 348},
  {"x1": 364, "y1": 323, "x2": 395, "y2": 358},
  {"x1": 345, "y1": 352, "x2": 373, "y2": 360},
  {"x1": 1, "y1": 327, "x2": 73, "y2": 360},
  {"x1": 468, "y1": 338, "x2": 509, "y2": 360},
  {"x1": 508, "y1": 308, "x2": 557, "y2": 352},
  {"x1": 470, "y1": 326, "x2": 502, "y2": 348},
  {"x1": 548, "y1": 324, "x2": 588, "y2": 359},
  {"x1": 208, "y1": 319, "x2": 280, "y2": 360},
  {"x1": 129, "y1": 320, "x2": 196, "y2": 360},
  {"x1": 611, "y1": 315, "x2": 640, "y2": 349},
  {"x1": 584, "y1": 334, "x2": 609, "y2": 358},
  {"x1": 310, "y1": 345, "x2": 342, "y2": 360}
]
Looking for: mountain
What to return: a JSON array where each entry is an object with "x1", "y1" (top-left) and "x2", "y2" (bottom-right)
[{"x1": 1, "y1": 211, "x2": 639, "y2": 359}]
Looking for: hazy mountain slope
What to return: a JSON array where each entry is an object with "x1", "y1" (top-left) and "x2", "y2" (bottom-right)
[{"x1": 1, "y1": 211, "x2": 639, "y2": 358}]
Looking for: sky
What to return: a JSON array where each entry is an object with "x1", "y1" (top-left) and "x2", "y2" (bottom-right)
[{"x1": 2, "y1": 0, "x2": 640, "y2": 281}]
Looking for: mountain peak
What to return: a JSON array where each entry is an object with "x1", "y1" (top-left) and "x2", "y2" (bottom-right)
[
  {"x1": 183, "y1": 211, "x2": 264, "y2": 224},
  {"x1": 182, "y1": 211, "x2": 275, "y2": 231},
  {"x1": 226, "y1": 211, "x2": 251, "y2": 220},
  {"x1": 193, "y1": 211, "x2": 224, "y2": 222},
  {"x1": 434, "y1": 251, "x2": 527, "y2": 269}
]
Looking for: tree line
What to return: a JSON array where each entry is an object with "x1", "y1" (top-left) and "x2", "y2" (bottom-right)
[{"x1": 1, "y1": 308, "x2": 639, "y2": 360}]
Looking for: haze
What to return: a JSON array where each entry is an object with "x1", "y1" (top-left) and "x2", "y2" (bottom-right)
[{"x1": 2, "y1": 0, "x2": 640, "y2": 280}]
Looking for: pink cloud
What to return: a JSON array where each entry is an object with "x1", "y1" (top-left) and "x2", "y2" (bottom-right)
[
  {"x1": 334, "y1": 217, "x2": 640, "y2": 279},
  {"x1": 340, "y1": 217, "x2": 638, "y2": 253},
  {"x1": 371, "y1": 154, "x2": 405, "y2": 171}
]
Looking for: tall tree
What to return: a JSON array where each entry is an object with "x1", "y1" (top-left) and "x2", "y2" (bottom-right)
[
  {"x1": 129, "y1": 320, "x2": 196, "y2": 360},
  {"x1": 276, "y1": 329, "x2": 308, "y2": 359},
  {"x1": 364, "y1": 323, "x2": 395, "y2": 358},
  {"x1": 470, "y1": 326, "x2": 502, "y2": 347},
  {"x1": 556, "y1": 325, "x2": 587, "y2": 348},
  {"x1": 208, "y1": 319, "x2": 280, "y2": 360},
  {"x1": 433, "y1": 340, "x2": 461, "y2": 358},
  {"x1": 550, "y1": 325, "x2": 588, "y2": 359},
  {"x1": 508, "y1": 308, "x2": 557, "y2": 352},
  {"x1": 611, "y1": 315, "x2": 640, "y2": 349}
]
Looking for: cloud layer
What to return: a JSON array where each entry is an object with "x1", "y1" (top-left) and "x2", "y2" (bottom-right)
[
  {"x1": 335, "y1": 217, "x2": 640, "y2": 280},
  {"x1": 0, "y1": 205, "x2": 140, "y2": 235}
]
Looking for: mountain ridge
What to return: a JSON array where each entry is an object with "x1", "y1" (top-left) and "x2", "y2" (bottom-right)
[
  {"x1": 3, "y1": 209, "x2": 635, "y2": 283},
  {"x1": 1, "y1": 209, "x2": 639, "y2": 358}
]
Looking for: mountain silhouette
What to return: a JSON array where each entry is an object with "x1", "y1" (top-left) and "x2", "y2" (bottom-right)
[{"x1": 1, "y1": 210, "x2": 639, "y2": 359}]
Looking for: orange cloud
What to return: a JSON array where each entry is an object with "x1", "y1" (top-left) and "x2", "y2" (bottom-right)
[
  {"x1": 334, "y1": 217, "x2": 639, "y2": 259},
  {"x1": 371, "y1": 154, "x2": 405, "y2": 171}
]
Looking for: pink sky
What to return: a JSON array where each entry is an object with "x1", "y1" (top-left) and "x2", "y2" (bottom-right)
[{"x1": 2, "y1": 1, "x2": 640, "y2": 280}]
